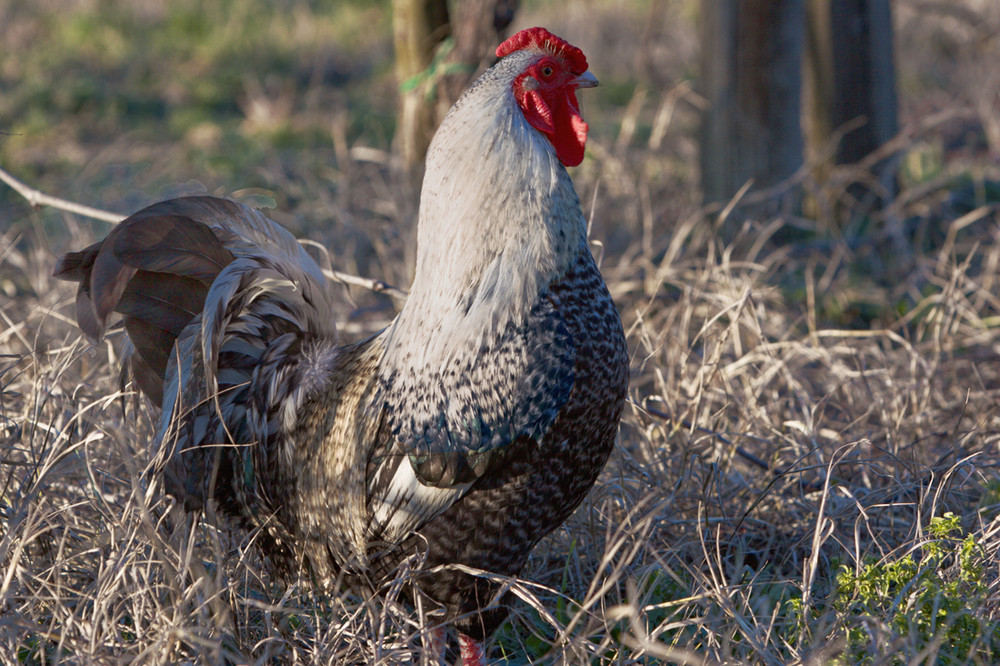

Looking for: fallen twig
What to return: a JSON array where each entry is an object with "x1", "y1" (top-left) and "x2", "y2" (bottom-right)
[
  {"x1": 0, "y1": 164, "x2": 408, "y2": 301},
  {"x1": 321, "y1": 268, "x2": 407, "y2": 301},
  {"x1": 0, "y1": 165, "x2": 125, "y2": 224}
]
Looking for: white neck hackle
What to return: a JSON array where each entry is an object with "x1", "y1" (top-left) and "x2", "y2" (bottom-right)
[{"x1": 383, "y1": 49, "x2": 588, "y2": 370}]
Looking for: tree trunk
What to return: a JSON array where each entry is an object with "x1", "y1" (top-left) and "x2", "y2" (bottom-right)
[
  {"x1": 806, "y1": 0, "x2": 898, "y2": 217},
  {"x1": 392, "y1": 0, "x2": 449, "y2": 172},
  {"x1": 699, "y1": 0, "x2": 805, "y2": 232},
  {"x1": 434, "y1": 0, "x2": 518, "y2": 127},
  {"x1": 392, "y1": 0, "x2": 518, "y2": 172}
]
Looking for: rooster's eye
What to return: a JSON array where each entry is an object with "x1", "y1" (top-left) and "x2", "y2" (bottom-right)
[{"x1": 541, "y1": 65, "x2": 554, "y2": 78}]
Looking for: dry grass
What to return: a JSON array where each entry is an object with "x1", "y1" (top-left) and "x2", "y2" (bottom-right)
[
  {"x1": 3, "y1": 1, "x2": 1000, "y2": 664},
  {"x1": 4, "y1": 158, "x2": 999, "y2": 663}
]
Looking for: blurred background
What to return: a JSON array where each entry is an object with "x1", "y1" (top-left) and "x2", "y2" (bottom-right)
[
  {"x1": 2, "y1": 0, "x2": 997, "y2": 259},
  {"x1": 3, "y1": 2, "x2": 1000, "y2": 663}
]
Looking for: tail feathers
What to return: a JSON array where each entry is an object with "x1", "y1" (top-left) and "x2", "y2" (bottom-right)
[
  {"x1": 154, "y1": 251, "x2": 344, "y2": 516},
  {"x1": 54, "y1": 210, "x2": 233, "y2": 341},
  {"x1": 116, "y1": 271, "x2": 212, "y2": 404},
  {"x1": 53, "y1": 195, "x2": 325, "y2": 407},
  {"x1": 56, "y1": 195, "x2": 350, "y2": 518},
  {"x1": 54, "y1": 241, "x2": 108, "y2": 341}
]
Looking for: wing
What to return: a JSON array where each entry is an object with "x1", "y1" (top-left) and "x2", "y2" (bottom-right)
[
  {"x1": 55, "y1": 196, "x2": 343, "y2": 516},
  {"x1": 365, "y1": 295, "x2": 575, "y2": 545}
]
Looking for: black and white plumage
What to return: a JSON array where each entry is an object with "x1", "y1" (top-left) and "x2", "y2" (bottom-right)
[{"x1": 55, "y1": 27, "x2": 628, "y2": 664}]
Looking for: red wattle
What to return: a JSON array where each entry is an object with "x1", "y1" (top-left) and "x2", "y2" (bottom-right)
[
  {"x1": 550, "y1": 91, "x2": 588, "y2": 167},
  {"x1": 516, "y1": 76, "x2": 589, "y2": 167}
]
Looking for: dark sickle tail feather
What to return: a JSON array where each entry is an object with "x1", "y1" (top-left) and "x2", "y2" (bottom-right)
[
  {"x1": 53, "y1": 195, "x2": 343, "y2": 519},
  {"x1": 54, "y1": 198, "x2": 236, "y2": 406}
]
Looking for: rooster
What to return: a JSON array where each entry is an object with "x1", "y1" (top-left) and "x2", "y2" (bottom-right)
[{"x1": 55, "y1": 27, "x2": 628, "y2": 664}]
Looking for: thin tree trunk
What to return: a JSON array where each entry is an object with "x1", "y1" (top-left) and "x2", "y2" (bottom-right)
[
  {"x1": 393, "y1": 0, "x2": 517, "y2": 173},
  {"x1": 392, "y1": 0, "x2": 449, "y2": 172},
  {"x1": 805, "y1": 0, "x2": 899, "y2": 217},
  {"x1": 434, "y1": 0, "x2": 518, "y2": 127},
  {"x1": 699, "y1": 0, "x2": 805, "y2": 233}
]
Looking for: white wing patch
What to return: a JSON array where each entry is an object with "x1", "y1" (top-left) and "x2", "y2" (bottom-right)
[{"x1": 369, "y1": 458, "x2": 471, "y2": 545}]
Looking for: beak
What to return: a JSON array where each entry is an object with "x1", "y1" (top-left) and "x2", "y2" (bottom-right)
[{"x1": 571, "y1": 70, "x2": 599, "y2": 89}]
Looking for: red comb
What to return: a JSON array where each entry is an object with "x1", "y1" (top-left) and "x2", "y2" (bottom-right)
[{"x1": 496, "y1": 27, "x2": 588, "y2": 75}]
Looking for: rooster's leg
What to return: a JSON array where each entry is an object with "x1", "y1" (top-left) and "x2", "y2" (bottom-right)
[
  {"x1": 457, "y1": 632, "x2": 485, "y2": 666},
  {"x1": 422, "y1": 626, "x2": 448, "y2": 665}
]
